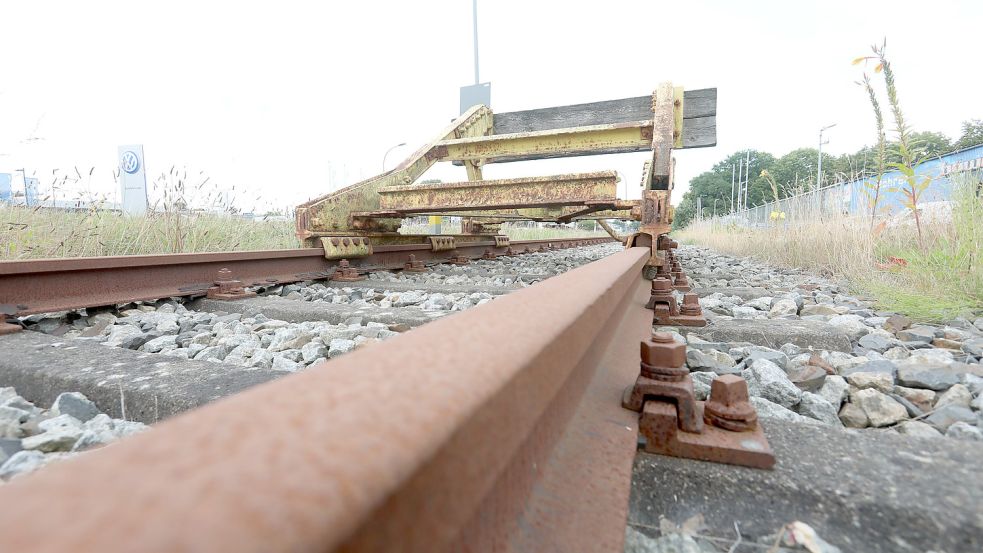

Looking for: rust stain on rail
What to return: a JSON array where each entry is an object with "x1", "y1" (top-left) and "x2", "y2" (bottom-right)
[
  {"x1": 0, "y1": 238, "x2": 614, "y2": 315},
  {"x1": 0, "y1": 247, "x2": 650, "y2": 553}
]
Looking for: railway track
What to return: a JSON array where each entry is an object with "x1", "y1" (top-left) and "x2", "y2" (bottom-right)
[
  {"x1": 1, "y1": 239, "x2": 982, "y2": 553},
  {"x1": 0, "y1": 237, "x2": 653, "y2": 552}
]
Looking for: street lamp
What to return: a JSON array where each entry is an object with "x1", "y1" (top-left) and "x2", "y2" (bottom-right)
[
  {"x1": 817, "y1": 123, "x2": 836, "y2": 190},
  {"x1": 382, "y1": 142, "x2": 407, "y2": 171}
]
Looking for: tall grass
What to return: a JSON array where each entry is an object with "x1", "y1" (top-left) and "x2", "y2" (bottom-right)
[
  {"x1": 675, "y1": 176, "x2": 983, "y2": 321},
  {"x1": 1, "y1": 210, "x2": 607, "y2": 260},
  {"x1": 0, "y1": 206, "x2": 297, "y2": 259}
]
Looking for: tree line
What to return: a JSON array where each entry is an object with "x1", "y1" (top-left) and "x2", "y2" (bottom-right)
[{"x1": 671, "y1": 119, "x2": 983, "y2": 229}]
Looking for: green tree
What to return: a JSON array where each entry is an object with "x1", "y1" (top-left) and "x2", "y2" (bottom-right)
[
  {"x1": 954, "y1": 119, "x2": 983, "y2": 150},
  {"x1": 671, "y1": 196, "x2": 696, "y2": 229},
  {"x1": 767, "y1": 148, "x2": 836, "y2": 193},
  {"x1": 682, "y1": 149, "x2": 776, "y2": 215},
  {"x1": 908, "y1": 131, "x2": 952, "y2": 158}
]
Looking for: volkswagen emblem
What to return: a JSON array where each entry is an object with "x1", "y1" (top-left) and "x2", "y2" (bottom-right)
[{"x1": 120, "y1": 150, "x2": 140, "y2": 174}]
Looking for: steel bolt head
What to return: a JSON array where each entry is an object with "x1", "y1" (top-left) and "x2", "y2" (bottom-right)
[
  {"x1": 640, "y1": 334, "x2": 686, "y2": 368},
  {"x1": 651, "y1": 277, "x2": 672, "y2": 292},
  {"x1": 708, "y1": 375, "x2": 752, "y2": 409},
  {"x1": 651, "y1": 332, "x2": 673, "y2": 343}
]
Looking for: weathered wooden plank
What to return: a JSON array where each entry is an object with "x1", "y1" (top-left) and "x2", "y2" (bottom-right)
[
  {"x1": 493, "y1": 89, "x2": 715, "y2": 135},
  {"x1": 681, "y1": 115, "x2": 716, "y2": 149}
]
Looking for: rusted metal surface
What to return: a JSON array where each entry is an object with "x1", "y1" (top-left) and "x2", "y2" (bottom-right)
[
  {"x1": 436, "y1": 121, "x2": 653, "y2": 163},
  {"x1": 293, "y1": 86, "x2": 715, "y2": 244},
  {"x1": 331, "y1": 259, "x2": 365, "y2": 282},
  {"x1": 320, "y1": 236, "x2": 373, "y2": 260},
  {"x1": 378, "y1": 171, "x2": 618, "y2": 213},
  {"x1": 0, "y1": 313, "x2": 21, "y2": 335},
  {"x1": 0, "y1": 247, "x2": 652, "y2": 553},
  {"x1": 294, "y1": 105, "x2": 493, "y2": 245},
  {"x1": 402, "y1": 254, "x2": 427, "y2": 272},
  {"x1": 623, "y1": 333, "x2": 776, "y2": 470},
  {"x1": 0, "y1": 238, "x2": 612, "y2": 316},
  {"x1": 205, "y1": 268, "x2": 257, "y2": 300}
]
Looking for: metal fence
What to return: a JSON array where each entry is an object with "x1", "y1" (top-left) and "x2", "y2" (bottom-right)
[{"x1": 701, "y1": 143, "x2": 983, "y2": 227}]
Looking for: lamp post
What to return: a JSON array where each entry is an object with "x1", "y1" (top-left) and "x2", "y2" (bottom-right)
[
  {"x1": 817, "y1": 123, "x2": 836, "y2": 190},
  {"x1": 382, "y1": 142, "x2": 407, "y2": 171}
]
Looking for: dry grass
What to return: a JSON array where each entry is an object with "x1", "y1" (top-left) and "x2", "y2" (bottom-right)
[
  {"x1": 0, "y1": 205, "x2": 296, "y2": 259},
  {"x1": 675, "y1": 182, "x2": 982, "y2": 322},
  {"x1": 1, "y1": 207, "x2": 608, "y2": 261}
]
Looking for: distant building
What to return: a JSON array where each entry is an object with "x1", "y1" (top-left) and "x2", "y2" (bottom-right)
[
  {"x1": 840, "y1": 143, "x2": 983, "y2": 215},
  {"x1": 0, "y1": 173, "x2": 11, "y2": 202}
]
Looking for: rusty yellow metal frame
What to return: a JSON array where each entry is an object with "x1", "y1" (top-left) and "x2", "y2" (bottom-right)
[
  {"x1": 294, "y1": 105, "x2": 492, "y2": 243},
  {"x1": 295, "y1": 81, "x2": 706, "y2": 248},
  {"x1": 433, "y1": 122, "x2": 653, "y2": 163},
  {"x1": 378, "y1": 171, "x2": 618, "y2": 213}
]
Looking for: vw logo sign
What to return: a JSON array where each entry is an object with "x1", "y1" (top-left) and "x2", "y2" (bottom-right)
[{"x1": 120, "y1": 150, "x2": 140, "y2": 174}]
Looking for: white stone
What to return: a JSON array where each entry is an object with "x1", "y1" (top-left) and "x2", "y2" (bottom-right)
[
  {"x1": 742, "y1": 359, "x2": 802, "y2": 409},
  {"x1": 328, "y1": 338, "x2": 357, "y2": 358},
  {"x1": 845, "y1": 372, "x2": 894, "y2": 394},
  {"x1": 852, "y1": 388, "x2": 908, "y2": 427},
  {"x1": 795, "y1": 392, "x2": 842, "y2": 426},
  {"x1": 51, "y1": 392, "x2": 100, "y2": 422},
  {"x1": 769, "y1": 298, "x2": 799, "y2": 317},
  {"x1": 827, "y1": 314, "x2": 871, "y2": 340},
  {"x1": 935, "y1": 384, "x2": 973, "y2": 409},
  {"x1": 945, "y1": 421, "x2": 983, "y2": 441},
  {"x1": 272, "y1": 355, "x2": 301, "y2": 372},
  {"x1": 0, "y1": 450, "x2": 48, "y2": 480},
  {"x1": 817, "y1": 375, "x2": 849, "y2": 408},
  {"x1": 897, "y1": 420, "x2": 942, "y2": 438},
  {"x1": 141, "y1": 334, "x2": 178, "y2": 353}
]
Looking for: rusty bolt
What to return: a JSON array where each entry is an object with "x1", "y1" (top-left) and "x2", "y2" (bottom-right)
[
  {"x1": 680, "y1": 293, "x2": 700, "y2": 316},
  {"x1": 704, "y1": 375, "x2": 757, "y2": 432},
  {"x1": 639, "y1": 332, "x2": 687, "y2": 381},
  {"x1": 651, "y1": 277, "x2": 672, "y2": 294}
]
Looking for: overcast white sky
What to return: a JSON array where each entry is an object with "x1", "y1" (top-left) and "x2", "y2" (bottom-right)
[{"x1": 1, "y1": 0, "x2": 981, "y2": 211}]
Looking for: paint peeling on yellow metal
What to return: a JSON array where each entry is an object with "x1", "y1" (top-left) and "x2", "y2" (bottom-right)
[
  {"x1": 378, "y1": 171, "x2": 618, "y2": 213},
  {"x1": 433, "y1": 122, "x2": 653, "y2": 162},
  {"x1": 294, "y1": 105, "x2": 493, "y2": 244}
]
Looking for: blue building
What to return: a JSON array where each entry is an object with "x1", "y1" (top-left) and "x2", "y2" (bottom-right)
[
  {"x1": 0, "y1": 173, "x2": 11, "y2": 202},
  {"x1": 840, "y1": 143, "x2": 983, "y2": 215}
]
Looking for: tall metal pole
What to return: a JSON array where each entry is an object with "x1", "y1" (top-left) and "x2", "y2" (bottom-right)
[
  {"x1": 736, "y1": 160, "x2": 743, "y2": 211},
  {"x1": 818, "y1": 123, "x2": 836, "y2": 191},
  {"x1": 730, "y1": 163, "x2": 735, "y2": 213},
  {"x1": 472, "y1": 0, "x2": 480, "y2": 84},
  {"x1": 744, "y1": 150, "x2": 751, "y2": 208}
]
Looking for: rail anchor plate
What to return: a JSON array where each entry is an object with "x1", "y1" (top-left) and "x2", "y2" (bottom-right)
[{"x1": 320, "y1": 237, "x2": 373, "y2": 260}]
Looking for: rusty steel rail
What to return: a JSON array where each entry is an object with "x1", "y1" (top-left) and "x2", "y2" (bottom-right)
[
  {"x1": 0, "y1": 237, "x2": 613, "y2": 316},
  {"x1": 0, "y1": 246, "x2": 651, "y2": 552}
]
